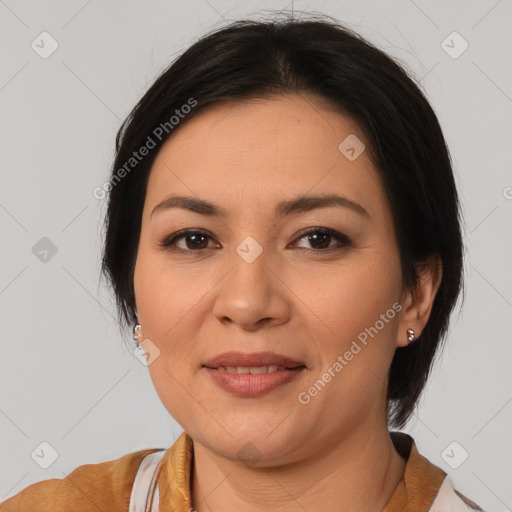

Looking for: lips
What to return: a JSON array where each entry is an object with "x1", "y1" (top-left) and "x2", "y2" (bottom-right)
[
  {"x1": 202, "y1": 351, "x2": 306, "y2": 370},
  {"x1": 202, "y1": 351, "x2": 306, "y2": 397}
]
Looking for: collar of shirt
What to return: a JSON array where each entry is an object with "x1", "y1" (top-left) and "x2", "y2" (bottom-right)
[{"x1": 156, "y1": 430, "x2": 447, "y2": 512}]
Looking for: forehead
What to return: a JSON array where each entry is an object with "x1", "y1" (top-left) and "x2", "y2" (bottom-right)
[{"x1": 143, "y1": 94, "x2": 387, "y2": 222}]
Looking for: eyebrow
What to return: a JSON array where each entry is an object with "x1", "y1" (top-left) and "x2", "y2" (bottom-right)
[{"x1": 151, "y1": 193, "x2": 371, "y2": 220}]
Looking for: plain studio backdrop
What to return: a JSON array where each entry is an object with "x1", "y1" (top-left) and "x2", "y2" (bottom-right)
[{"x1": 0, "y1": 1, "x2": 511, "y2": 510}]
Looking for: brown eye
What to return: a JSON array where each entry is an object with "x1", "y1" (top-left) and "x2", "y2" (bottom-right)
[
  {"x1": 160, "y1": 230, "x2": 216, "y2": 252},
  {"x1": 293, "y1": 228, "x2": 351, "y2": 252},
  {"x1": 182, "y1": 233, "x2": 210, "y2": 250},
  {"x1": 306, "y1": 231, "x2": 331, "y2": 249}
]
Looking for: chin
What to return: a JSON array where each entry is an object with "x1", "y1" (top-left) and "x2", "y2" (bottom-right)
[{"x1": 192, "y1": 421, "x2": 308, "y2": 466}]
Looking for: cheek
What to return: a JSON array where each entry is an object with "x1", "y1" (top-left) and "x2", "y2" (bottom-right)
[
  {"x1": 296, "y1": 256, "x2": 401, "y2": 347},
  {"x1": 134, "y1": 248, "x2": 198, "y2": 335}
]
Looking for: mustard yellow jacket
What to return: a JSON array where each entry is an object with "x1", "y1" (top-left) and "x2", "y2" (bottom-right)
[{"x1": 0, "y1": 431, "x2": 484, "y2": 511}]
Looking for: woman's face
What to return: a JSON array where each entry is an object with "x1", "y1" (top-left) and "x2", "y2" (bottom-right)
[{"x1": 133, "y1": 94, "x2": 413, "y2": 464}]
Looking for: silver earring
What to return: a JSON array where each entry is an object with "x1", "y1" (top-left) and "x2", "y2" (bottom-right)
[
  {"x1": 133, "y1": 324, "x2": 142, "y2": 344},
  {"x1": 407, "y1": 328, "x2": 416, "y2": 343},
  {"x1": 133, "y1": 324, "x2": 146, "y2": 356}
]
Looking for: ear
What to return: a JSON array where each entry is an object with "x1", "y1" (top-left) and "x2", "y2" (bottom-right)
[{"x1": 396, "y1": 254, "x2": 443, "y2": 348}]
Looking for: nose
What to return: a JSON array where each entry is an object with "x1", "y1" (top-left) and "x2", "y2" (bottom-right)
[{"x1": 212, "y1": 244, "x2": 291, "y2": 332}]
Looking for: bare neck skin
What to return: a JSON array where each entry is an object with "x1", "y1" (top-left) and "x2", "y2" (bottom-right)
[{"x1": 190, "y1": 421, "x2": 407, "y2": 512}]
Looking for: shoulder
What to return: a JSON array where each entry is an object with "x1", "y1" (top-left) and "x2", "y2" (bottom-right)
[
  {"x1": 430, "y1": 476, "x2": 486, "y2": 512},
  {"x1": 0, "y1": 447, "x2": 163, "y2": 512},
  {"x1": 388, "y1": 431, "x2": 486, "y2": 512}
]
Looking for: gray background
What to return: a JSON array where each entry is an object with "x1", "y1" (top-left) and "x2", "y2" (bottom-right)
[{"x1": 1, "y1": 1, "x2": 511, "y2": 510}]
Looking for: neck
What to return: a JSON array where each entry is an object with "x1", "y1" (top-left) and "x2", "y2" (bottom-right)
[{"x1": 190, "y1": 422, "x2": 407, "y2": 512}]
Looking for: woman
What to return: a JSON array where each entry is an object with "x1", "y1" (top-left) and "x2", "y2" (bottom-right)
[{"x1": 1, "y1": 13, "x2": 485, "y2": 512}]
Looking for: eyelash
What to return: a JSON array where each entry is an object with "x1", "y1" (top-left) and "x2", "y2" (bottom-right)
[{"x1": 158, "y1": 227, "x2": 352, "y2": 255}]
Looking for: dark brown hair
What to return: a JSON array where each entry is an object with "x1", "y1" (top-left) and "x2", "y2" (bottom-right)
[{"x1": 100, "y1": 13, "x2": 465, "y2": 428}]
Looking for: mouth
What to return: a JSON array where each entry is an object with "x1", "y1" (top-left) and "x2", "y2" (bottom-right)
[
  {"x1": 202, "y1": 351, "x2": 306, "y2": 397},
  {"x1": 214, "y1": 365, "x2": 299, "y2": 374},
  {"x1": 202, "y1": 351, "x2": 306, "y2": 370}
]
